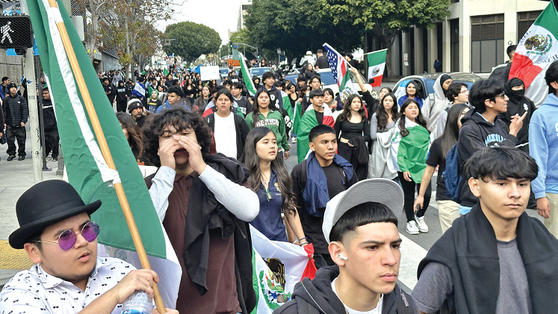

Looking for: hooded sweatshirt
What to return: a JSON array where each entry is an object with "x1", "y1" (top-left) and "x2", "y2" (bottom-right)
[
  {"x1": 423, "y1": 74, "x2": 452, "y2": 140},
  {"x1": 529, "y1": 93, "x2": 558, "y2": 199},
  {"x1": 273, "y1": 266, "x2": 417, "y2": 314},
  {"x1": 499, "y1": 78, "x2": 536, "y2": 152},
  {"x1": 457, "y1": 110, "x2": 518, "y2": 207}
]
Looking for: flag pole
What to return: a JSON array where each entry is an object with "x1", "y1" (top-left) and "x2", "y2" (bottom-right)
[
  {"x1": 45, "y1": 0, "x2": 166, "y2": 312},
  {"x1": 362, "y1": 48, "x2": 388, "y2": 56}
]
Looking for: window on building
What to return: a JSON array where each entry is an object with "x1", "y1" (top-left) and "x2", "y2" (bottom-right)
[
  {"x1": 517, "y1": 11, "x2": 542, "y2": 42},
  {"x1": 450, "y1": 19, "x2": 459, "y2": 72},
  {"x1": 471, "y1": 14, "x2": 504, "y2": 73}
]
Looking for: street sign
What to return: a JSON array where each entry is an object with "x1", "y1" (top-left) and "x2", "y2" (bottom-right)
[{"x1": 0, "y1": 15, "x2": 33, "y2": 48}]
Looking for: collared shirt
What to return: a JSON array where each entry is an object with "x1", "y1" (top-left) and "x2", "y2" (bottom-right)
[{"x1": 0, "y1": 257, "x2": 135, "y2": 314}]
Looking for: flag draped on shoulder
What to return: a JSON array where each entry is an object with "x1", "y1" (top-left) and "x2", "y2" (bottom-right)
[
  {"x1": 296, "y1": 104, "x2": 334, "y2": 162},
  {"x1": 250, "y1": 226, "x2": 316, "y2": 314},
  {"x1": 27, "y1": 0, "x2": 180, "y2": 308},
  {"x1": 234, "y1": 48, "x2": 257, "y2": 96},
  {"x1": 323, "y1": 43, "x2": 358, "y2": 94},
  {"x1": 366, "y1": 49, "x2": 387, "y2": 87},
  {"x1": 509, "y1": 1, "x2": 558, "y2": 106}
]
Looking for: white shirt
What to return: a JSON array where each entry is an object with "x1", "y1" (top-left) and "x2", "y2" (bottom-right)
[
  {"x1": 0, "y1": 257, "x2": 135, "y2": 314},
  {"x1": 213, "y1": 112, "x2": 237, "y2": 158},
  {"x1": 331, "y1": 278, "x2": 383, "y2": 314}
]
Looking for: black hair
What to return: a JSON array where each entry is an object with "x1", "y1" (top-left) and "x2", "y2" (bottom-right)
[
  {"x1": 337, "y1": 94, "x2": 365, "y2": 122},
  {"x1": 240, "y1": 127, "x2": 297, "y2": 215},
  {"x1": 214, "y1": 88, "x2": 235, "y2": 111},
  {"x1": 167, "y1": 86, "x2": 184, "y2": 98},
  {"x1": 309, "y1": 124, "x2": 335, "y2": 142},
  {"x1": 399, "y1": 99, "x2": 427, "y2": 137},
  {"x1": 262, "y1": 71, "x2": 275, "y2": 82},
  {"x1": 297, "y1": 74, "x2": 307, "y2": 82},
  {"x1": 309, "y1": 88, "x2": 325, "y2": 99},
  {"x1": 379, "y1": 87, "x2": 393, "y2": 95},
  {"x1": 117, "y1": 112, "x2": 144, "y2": 159},
  {"x1": 232, "y1": 82, "x2": 244, "y2": 90},
  {"x1": 375, "y1": 93, "x2": 400, "y2": 132},
  {"x1": 310, "y1": 75, "x2": 322, "y2": 85},
  {"x1": 250, "y1": 89, "x2": 277, "y2": 128},
  {"x1": 463, "y1": 147, "x2": 538, "y2": 182},
  {"x1": 329, "y1": 202, "x2": 398, "y2": 243},
  {"x1": 323, "y1": 88, "x2": 334, "y2": 97},
  {"x1": 468, "y1": 79, "x2": 505, "y2": 113},
  {"x1": 507, "y1": 45, "x2": 517, "y2": 58},
  {"x1": 545, "y1": 60, "x2": 558, "y2": 95},
  {"x1": 446, "y1": 82, "x2": 468, "y2": 102},
  {"x1": 223, "y1": 79, "x2": 232, "y2": 87},
  {"x1": 439, "y1": 103, "x2": 469, "y2": 159},
  {"x1": 1, "y1": 76, "x2": 8, "y2": 82},
  {"x1": 142, "y1": 107, "x2": 212, "y2": 167}
]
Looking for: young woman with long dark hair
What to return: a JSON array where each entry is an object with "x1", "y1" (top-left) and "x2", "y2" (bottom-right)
[
  {"x1": 369, "y1": 92, "x2": 400, "y2": 179},
  {"x1": 392, "y1": 99, "x2": 431, "y2": 235},
  {"x1": 334, "y1": 94, "x2": 370, "y2": 180},
  {"x1": 116, "y1": 112, "x2": 146, "y2": 164},
  {"x1": 414, "y1": 103, "x2": 469, "y2": 233},
  {"x1": 241, "y1": 126, "x2": 307, "y2": 243},
  {"x1": 397, "y1": 80, "x2": 424, "y2": 108}
]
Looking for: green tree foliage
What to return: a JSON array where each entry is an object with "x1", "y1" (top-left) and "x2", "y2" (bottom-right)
[
  {"x1": 163, "y1": 22, "x2": 221, "y2": 63},
  {"x1": 245, "y1": 0, "x2": 451, "y2": 76}
]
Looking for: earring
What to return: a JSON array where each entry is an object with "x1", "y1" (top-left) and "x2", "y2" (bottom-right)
[{"x1": 338, "y1": 254, "x2": 348, "y2": 261}]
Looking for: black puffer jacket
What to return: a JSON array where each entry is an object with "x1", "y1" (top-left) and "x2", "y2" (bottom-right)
[{"x1": 3, "y1": 93, "x2": 28, "y2": 127}]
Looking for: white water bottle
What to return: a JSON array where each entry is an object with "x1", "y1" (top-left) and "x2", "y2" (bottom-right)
[{"x1": 121, "y1": 290, "x2": 152, "y2": 314}]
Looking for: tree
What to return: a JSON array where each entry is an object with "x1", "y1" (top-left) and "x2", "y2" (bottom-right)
[
  {"x1": 312, "y1": 0, "x2": 452, "y2": 77},
  {"x1": 163, "y1": 22, "x2": 221, "y2": 63}
]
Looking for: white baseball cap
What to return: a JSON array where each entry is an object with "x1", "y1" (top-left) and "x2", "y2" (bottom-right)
[{"x1": 322, "y1": 178, "x2": 404, "y2": 243}]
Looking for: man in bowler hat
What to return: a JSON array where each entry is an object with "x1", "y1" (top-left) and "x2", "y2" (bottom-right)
[{"x1": 0, "y1": 180, "x2": 178, "y2": 314}]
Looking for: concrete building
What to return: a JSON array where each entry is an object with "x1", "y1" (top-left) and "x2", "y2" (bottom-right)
[
  {"x1": 237, "y1": 0, "x2": 252, "y2": 30},
  {"x1": 368, "y1": 0, "x2": 549, "y2": 77}
]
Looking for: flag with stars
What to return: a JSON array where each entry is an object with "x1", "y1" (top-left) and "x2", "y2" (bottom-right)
[{"x1": 323, "y1": 43, "x2": 358, "y2": 94}]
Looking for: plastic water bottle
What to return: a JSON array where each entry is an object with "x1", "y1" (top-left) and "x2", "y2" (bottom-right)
[{"x1": 121, "y1": 290, "x2": 152, "y2": 314}]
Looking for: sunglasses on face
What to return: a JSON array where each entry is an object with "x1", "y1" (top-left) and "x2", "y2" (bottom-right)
[
  {"x1": 37, "y1": 221, "x2": 101, "y2": 251},
  {"x1": 494, "y1": 92, "x2": 506, "y2": 99}
]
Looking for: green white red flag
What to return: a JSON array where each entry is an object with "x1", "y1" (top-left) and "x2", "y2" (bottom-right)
[
  {"x1": 27, "y1": 0, "x2": 180, "y2": 307},
  {"x1": 234, "y1": 48, "x2": 257, "y2": 96},
  {"x1": 509, "y1": 1, "x2": 558, "y2": 106},
  {"x1": 366, "y1": 49, "x2": 387, "y2": 87},
  {"x1": 323, "y1": 43, "x2": 358, "y2": 94}
]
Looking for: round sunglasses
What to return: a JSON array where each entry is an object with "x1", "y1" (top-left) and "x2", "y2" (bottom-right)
[{"x1": 37, "y1": 221, "x2": 101, "y2": 251}]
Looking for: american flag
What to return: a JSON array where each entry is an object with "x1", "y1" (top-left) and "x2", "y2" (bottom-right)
[{"x1": 323, "y1": 43, "x2": 357, "y2": 93}]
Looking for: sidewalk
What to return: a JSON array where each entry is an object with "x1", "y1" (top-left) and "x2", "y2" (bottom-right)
[{"x1": 0, "y1": 128, "x2": 62, "y2": 288}]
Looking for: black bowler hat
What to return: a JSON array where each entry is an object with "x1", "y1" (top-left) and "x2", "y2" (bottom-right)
[{"x1": 9, "y1": 180, "x2": 102, "y2": 249}]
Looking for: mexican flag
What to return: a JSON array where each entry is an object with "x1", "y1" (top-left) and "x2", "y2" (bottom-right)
[
  {"x1": 296, "y1": 104, "x2": 335, "y2": 162},
  {"x1": 234, "y1": 48, "x2": 257, "y2": 96},
  {"x1": 509, "y1": 1, "x2": 558, "y2": 106},
  {"x1": 388, "y1": 120, "x2": 430, "y2": 183},
  {"x1": 27, "y1": 0, "x2": 180, "y2": 308},
  {"x1": 163, "y1": 67, "x2": 169, "y2": 76},
  {"x1": 323, "y1": 43, "x2": 358, "y2": 94},
  {"x1": 250, "y1": 226, "x2": 316, "y2": 314},
  {"x1": 366, "y1": 49, "x2": 387, "y2": 87}
]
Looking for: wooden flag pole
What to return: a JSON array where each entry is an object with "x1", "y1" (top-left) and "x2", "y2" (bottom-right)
[{"x1": 46, "y1": 0, "x2": 166, "y2": 312}]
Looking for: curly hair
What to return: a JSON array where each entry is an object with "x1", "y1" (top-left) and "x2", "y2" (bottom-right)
[{"x1": 142, "y1": 107, "x2": 213, "y2": 167}]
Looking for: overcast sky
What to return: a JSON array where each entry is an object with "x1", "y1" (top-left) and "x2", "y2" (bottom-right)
[{"x1": 159, "y1": 0, "x2": 243, "y2": 45}]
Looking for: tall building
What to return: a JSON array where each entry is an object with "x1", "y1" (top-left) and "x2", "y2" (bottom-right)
[{"x1": 237, "y1": 0, "x2": 252, "y2": 30}]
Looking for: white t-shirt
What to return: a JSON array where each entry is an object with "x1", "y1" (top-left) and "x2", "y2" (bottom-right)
[
  {"x1": 214, "y1": 112, "x2": 238, "y2": 158},
  {"x1": 331, "y1": 278, "x2": 383, "y2": 314}
]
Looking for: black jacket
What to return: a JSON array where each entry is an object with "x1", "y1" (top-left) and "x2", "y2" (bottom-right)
[
  {"x1": 456, "y1": 110, "x2": 517, "y2": 206},
  {"x1": 41, "y1": 99, "x2": 57, "y2": 132},
  {"x1": 274, "y1": 266, "x2": 417, "y2": 314},
  {"x1": 418, "y1": 203, "x2": 558, "y2": 314},
  {"x1": 206, "y1": 112, "x2": 251, "y2": 159},
  {"x1": 498, "y1": 80, "x2": 536, "y2": 153},
  {"x1": 3, "y1": 93, "x2": 28, "y2": 127}
]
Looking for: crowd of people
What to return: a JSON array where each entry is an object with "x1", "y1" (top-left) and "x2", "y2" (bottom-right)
[{"x1": 2, "y1": 51, "x2": 558, "y2": 314}]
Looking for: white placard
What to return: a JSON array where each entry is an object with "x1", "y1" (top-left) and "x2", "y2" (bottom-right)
[{"x1": 200, "y1": 66, "x2": 220, "y2": 80}]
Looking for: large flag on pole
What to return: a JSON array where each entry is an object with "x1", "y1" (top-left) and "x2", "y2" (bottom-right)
[
  {"x1": 249, "y1": 226, "x2": 316, "y2": 314},
  {"x1": 323, "y1": 43, "x2": 358, "y2": 94},
  {"x1": 366, "y1": 49, "x2": 387, "y2": 87},
  {"x1": 234, "y1": 48, "x2": 257, "y2": 96},
  {"x1": 27, "y1": 0, "x2": 180, "y2": 308},
  {"x1": 509, "y1": 1, "x2": 558, "y2": 106}
]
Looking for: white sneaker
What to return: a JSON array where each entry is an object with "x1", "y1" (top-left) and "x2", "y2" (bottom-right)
[
  {"x1": 406, "y1": 221, "x2": 419, "y2": 235},
  {"x1": 415, "y1": 216, "x2": 429, "y2": 233}
]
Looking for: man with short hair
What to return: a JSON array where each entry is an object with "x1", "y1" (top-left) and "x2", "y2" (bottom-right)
[
  {"x1": 275, "y1": 178, "x2": 416, "y2": 314},
  {"x1": 0, "y1": 76, "x2": 9, "y2": 99},
  {"x1": 315, "y1": 48, "x2": 329, "y2": 70},
  {"x1": 456, "y1": 79, "x2": 525, "y2": 215},
  {"x1": 0, "y1": 180, "x2": 177, "y2": 314},
  {"x1": 291, "y1": 125, "x2": 357, "y2": 268},
  {"x1": 231, "y1": 82, "x2": 251, "y2": 117},
  {"x1": 144, "y1": 107, "x2": 259, "y2": 313},
  {"x1": 3, "y1": 83, "x2": 28, "y2": 161},
  {"x1": 296, "y1": 89, "x2": 335, "y2": 162},
  {"x1": 413, "y1": 147, "x2": 558, "y2": 314},
  {"x1": 41, "y1": 87, "x2": 59, "y2": 161},
  {"x1": 223, "y1": 79, "x2": 232, "y2": 91},
  {"x1": 155, "y1": 86, "x2": 187, "y2": 113},
  {"x1": 262, "y1": 71, "x2": 284, "y2": 111},
  {"x1": 301, "y1": 76, "x2": 322, "y2": 112},
  {"x1": 103, "y1": 77, "x2": 116, "y2": 107}
]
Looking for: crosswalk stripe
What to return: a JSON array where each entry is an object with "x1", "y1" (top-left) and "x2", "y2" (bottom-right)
[{"x1": 398, "y1": 233, "x2": 428, "y2": 290}]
